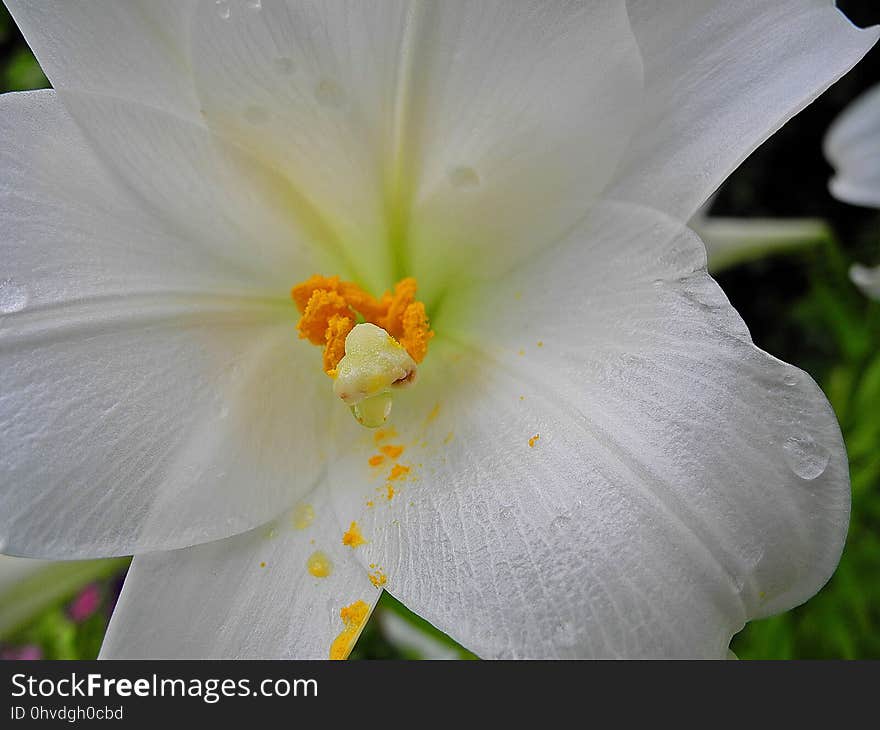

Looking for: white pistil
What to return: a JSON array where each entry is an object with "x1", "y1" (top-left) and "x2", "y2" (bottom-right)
[{"x1": 333, "y1": 323, "x2": 417, "y2": 427}]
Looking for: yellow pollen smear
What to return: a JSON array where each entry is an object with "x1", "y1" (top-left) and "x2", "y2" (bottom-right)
[
  {"x1": 528, "y1": 434, "x2": 540, "y2": 448},
  {"x1": 292, "y1": 503, "x2": 315, "y2": 530},
  {"x1": 374, "y1": 428, "x2": 396, "y2": 444},
  {"x1": 380, "y1": 444, "x2": 404, "y2": 459},
  {"x1": 329, "y1": 600, "x2": 371, "y2": 660},
  {"x1": 369, "y1": 569, "x2": 387, "y2": 588},
  {"x1": 306, "y1": 551, "x2": 333, "y2": 578},
  {"x1": 385, "y1": 484, "x2": 395, "y2": 500},
  {"x1": 368, "y1": 454, "x2": 385, "y2": 467},
  {"x1": 342, "y1": 521, "x2": 366, "y2": 548}
]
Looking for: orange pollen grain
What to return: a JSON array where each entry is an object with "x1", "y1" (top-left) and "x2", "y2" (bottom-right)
[
  {"x1": 342, "y1": 521, "x2": 366, "y2": 548},
  {"x1": 387, "y1": 464, "x2": 410, "y2": 482},
  {"x1": 379, "y1": 444, "x2": 404, "y2": 460},
  {"x1": 291, "y1": 274, "x2": 433, "y2": 374},
  {"x1": 369, "y1": 570, "x2": 387, "y2": 588},
  {"x1": 368, "y1": 454, "x2": 386, "y2": 467},
  {"x1": 528, "y1": 434, "x2": 540, "y2": 448},
  {"x1": 386, "y1": 484, "x2": 395, "y2": 500}
]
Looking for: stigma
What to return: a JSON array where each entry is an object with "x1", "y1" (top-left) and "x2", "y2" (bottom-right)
[{"x1": 291, "y1": 274, "x2": 433, "y2": 428}]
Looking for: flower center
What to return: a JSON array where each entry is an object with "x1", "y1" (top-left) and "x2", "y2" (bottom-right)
[{"x1": 291, "y1": 274, "x2": 434, "y2": 428}]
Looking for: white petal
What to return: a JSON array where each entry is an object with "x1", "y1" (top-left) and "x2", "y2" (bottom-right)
[
  {"x1": 825, "y1": 83, "x2": 880, "y2": 208},
  {"x1": 401, "y1": 1, "x2": 643, "y2": 300},
  {"x1": 5, "y1": 0, "x2": 200, "y2": 117},
  {"x1": 188, "y1": 0, "x2": 415, "y2": 291},
  {"x1": 850, "y1": 263, "x2": 880, "y2": 300},
  {"x1": 55, "y1": 90, "x2": 325, "y2": 285},
  {"x1": 0, "y1": 91, "x2": 330, "y2": 558},
  {"x1": 100, "y1": 489, "x2": 378, "y2": 659},
  {"x1": 326, "y1": 202, "x2": 848, "y2": 658},
  {"x1": 609, "y1": 1, "x2": 879, "y2": 220},
  {"x1": 187, "y1": 0, "x2": 643, "y2": 300}
]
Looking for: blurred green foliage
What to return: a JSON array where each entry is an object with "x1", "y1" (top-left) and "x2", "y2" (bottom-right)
[
  {"x1": 0, "y1": 2, "x2": 878, "y2": 659},
  {"x1": 0, "y1": 6, "x2": 47, "y2": 91},
  {"x1": 730, "y1": 238, "x2": 880, "y2": 659}
]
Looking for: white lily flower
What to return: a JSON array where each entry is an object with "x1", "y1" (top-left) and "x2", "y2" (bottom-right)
[
  {"x1": 824, "y1": 81, "x2": 880, "y2": 299},
  {"x1": 0, "y1": 1, "x2": 876, "y2": 659}
]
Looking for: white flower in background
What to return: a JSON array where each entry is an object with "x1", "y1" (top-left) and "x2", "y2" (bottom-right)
[
  {"x1": 0, "y1": 1, "x2": 876, "y2": 659},
  {"x1": 691, "y1": 207, "x2": 831, "y2": 273},
  {"x1": 825, "y1": 81, "x2": 880, "y2": 300}
]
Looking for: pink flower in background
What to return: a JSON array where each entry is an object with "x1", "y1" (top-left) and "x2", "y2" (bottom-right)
[
  {"x1": 67, "y1": 583, "x2": 102, "y2": 623},
  {"x1": 0, "y1": 644, "x2": 42, "y2": 660}
]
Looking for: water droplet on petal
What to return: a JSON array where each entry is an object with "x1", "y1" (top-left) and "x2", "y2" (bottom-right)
[
  {"x1": 215, "y1": 0, "x2": 231, "y2": 20},
  {"x1": 315, "y1": 79, "x2": 345, "y2": 108},
  {"x1": 448, "y1": 165, "x2": 480, "y2": 190},
  {"x1": 273, "y1": 56, "x2": 295, "y2": 75},
  {"x1": 783, "y1": 372, "x2": 799, "y2": 387},
  {"x1": 782, "y1": 434, "x2": 830, "y2": 480},
  {"x1": 0, "y1": 279, "x2": 29, "y2": 314},
  {"x1": 243, "y1": 105, "x2": 270, "y2": 125}
]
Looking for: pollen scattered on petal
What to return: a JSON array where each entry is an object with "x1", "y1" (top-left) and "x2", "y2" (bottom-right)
[
  {"x1": 329, "y1": 600, "x2": 371, "y2": 660},
  {"x1": 307, "y1": 550, "x2": 333, "y2": 578},
  {"x1": 368, "y1": 569, "x2": 387, "y2": 588},
  {"x1": 379, "y1": 444, "x2": 404, "y2": 460},
  {"x1": 388, "y1": 464, "x2": 410, "y2": 481},
  {"x1": 537, "y1": 341, "x2": 544, "y2": 348},
  {"x1": 342, "y1": 521, "x2": 366, "y2": 548},
  {"x1": 368, "y1": 454, "x2": 385, "y2": 467},
  {"x1": 374, "y1": 428, "x2": 397, "y2": 444},
  {"x1": 528, "y1": 434, "x2": 540, "y2": 448},
  {"x1": 385, "y1": 484, "x2": 395, "y2": 501},
  {"x1": 426, "y1": 403, "x2": 440, "y2": 423},
  {"x1": 259, "y1": 561, "x2": 266, "y2": 568},
  {"x1": 292, "y1": 503, "x2": 315, "y2": 530}
]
